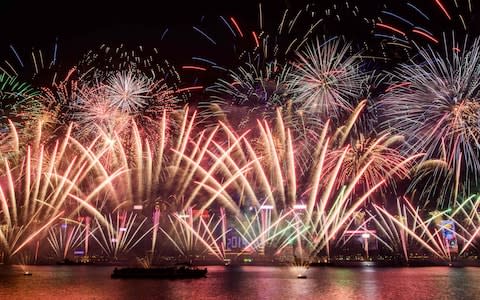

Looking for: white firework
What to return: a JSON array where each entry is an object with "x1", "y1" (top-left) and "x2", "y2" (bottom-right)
[
  {"x1": 207, "y1": 61, "x2": 290, "y2": 108},
  {"x1": 105, "y1": 71, "x2": 152, "y2": 113},
  {"x1": 70, "y1": 69, "x2": 179, "y2": 138},
  {"x1": 379, "y1": 38, "x2": 480, "y2": 206},
  {"x1": 288, "y1": 38, "x2": 367, "y2": 121},
  {"x1": 70, "y1": 85, "x2": 129, "y2": 137}
]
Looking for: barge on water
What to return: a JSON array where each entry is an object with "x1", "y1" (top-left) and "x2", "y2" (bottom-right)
[{"x1": 111, "y1": 265, "x2": 207, "y2": 279}]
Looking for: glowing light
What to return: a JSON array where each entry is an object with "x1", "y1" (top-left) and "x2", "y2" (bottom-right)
[
  {"x1": 412, "y1": 29, "x2": 439, "y2": 44},
  {"x1": 4, "y1": 22, "x2": 480, "y2": 266},
  {"x1": 252, "y1": 31, "x2": 260, "y2": 48},
  {"x1": 182, "y1": 65, "x2": 207, "y2": 71},
  {"x1": 260, "y1": 205, "x2": 274, "y2": 210},
  {"x1": 175, "y1": 86, "x2": 203, "y2": 93},
  {"x1": 434, "y1": 0, "x2": 452, "y2": 20},
  {"x1": 376, "y1": 23, "x2": 406, "y2": 36},
  {"x1": 293, "y1": 204, "x2": 307, "y2": 210},
  {"x1": 230, "y1": 17, "x2": 244, "y2": 37}
]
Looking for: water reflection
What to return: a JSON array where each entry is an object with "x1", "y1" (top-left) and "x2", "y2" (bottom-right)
[{"x1": 0, "y1": 265, "x2": 480, "y2": 299}]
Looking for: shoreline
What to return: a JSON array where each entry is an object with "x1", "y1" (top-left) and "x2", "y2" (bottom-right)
[{"x1": 2, "y1": 259, "x2": 480, "y2": 268}]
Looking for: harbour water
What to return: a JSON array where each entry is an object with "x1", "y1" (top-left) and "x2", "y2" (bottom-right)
[{"x1": 1, "y1": 265, "x2": 479, "y2": 299}]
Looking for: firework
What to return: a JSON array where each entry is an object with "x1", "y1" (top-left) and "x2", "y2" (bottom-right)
[
  {"x1": 374, "y1": 0, "x2": 474, "y2": 59},
  {"x1": 379, "y1": 38, "x2": 480, "y2": 207},
  {"x1": 0, "y1": 73, "x2": 43, "y2": 129},
  {"x1": 47, "y1": 219, "x2": 88, "y2": 260},
  {"x1": 370, "y1": 196, "x2": 466, "y2": 262},
  {"x1": 321, "y1": 101, "x2": 419, "y2": 199},
  {"x1": 90, "y1": 211, "x2": 153, "y2": 260},
  {"x1": 198, "y1": 5, "x2": 369, "y2": 131},
  {"x1": 203, "y1": 61, "x2": 290, "y2": 125},
  {"x1": 104, "y1": 70, "x2": 176, "y2": 114},
  {"x1": 1, "y1": 0, "x2": 480, "y2": 267},
  {"x1": 0, "y1": 121, "x2": 126, "y2": 263},
  {"x1": 287, "y1": 38, "x2": 368, "y2": 122},
  {"x1": 68, "y1": 70, "x2": 178, "y2": 139},
  {"x1": 91, "y1": 107, "x2": 249, "y2": 255},
  {"x1": 185, "y1": 110, "x2": 398, "y2": 263},
  {"x1": 158, "y1": 209, "x2": 228, "y2": 261}
]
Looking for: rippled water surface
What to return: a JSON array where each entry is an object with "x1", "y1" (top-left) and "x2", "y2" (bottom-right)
[{"x1": 1, "y1": 265, "x2": 479, "y2": 299}]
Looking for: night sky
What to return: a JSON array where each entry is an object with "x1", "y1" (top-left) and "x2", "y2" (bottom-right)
[
  {"x1": 1, "y1": 0, "x2": 479, "y2": 76},
  {"x1": 0, "y1": 1, "x2": 291, "y2": 58},
  {"x1": 0, "y1": 1, "x2": 376, "y2": 64}
]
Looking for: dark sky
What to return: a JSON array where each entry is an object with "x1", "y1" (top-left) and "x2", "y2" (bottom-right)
[
  {"x1": 0, "y1": 1, "x2": 367, "y2": 62},
  {"x1": 0, "y1": 0, "x2": 296, "y2": 48},
  {"x1": 1, "y1": 0, "x2": 479, "y2": 73},
  {"x1": 0, "y1": 0, "x2": 262, "y2": 67}
]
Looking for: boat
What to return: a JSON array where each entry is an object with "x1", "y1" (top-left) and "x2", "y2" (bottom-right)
[{"x1": 111, "y1": 265, "x2": 207, "y2": 279}]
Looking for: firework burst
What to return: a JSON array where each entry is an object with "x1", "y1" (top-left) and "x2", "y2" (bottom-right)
[
  {"x1": 0, "y1": 123, "x2": 124, "y2": 263},
  {"x1": 0, "y1": 73, "x2": 43, "y2": 130},
  {"x1": 68, "y1": 70, "x2": 179, "y2": 139},
  {"x1": 321, "y1": 102, "x2": 419, "y2": 200},
  {"x1": 203, "y1": 61, "x2": 290, "y2": 124},
  {"x1": 47, "y1": 219, "x2": 88, "y2": 260},
  {"x1": 288, "y1": 38, "x2": 368, "y2": 122},
  {"x1": 159, "y1": 209, "x2": 228, "y2": 261},
  {"x1": 104, "y1": 70, "x2": 177, "y2": 114},
  {"x1": 91, "y1": 211, "x2": 153, "y2": 260},
  {"x1": 370, "y1": 196, "x2": 467, "y2": 262},
  {"x1": 379, "y1": 38, "x2": 480, "y2": 207}
]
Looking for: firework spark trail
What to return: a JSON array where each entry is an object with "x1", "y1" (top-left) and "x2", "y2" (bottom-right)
[
  {"x1": 371, "y1": 197, "x2": 456, "y2": 261},
  {"x1": 3, "y1": 3, "x2": 480, "y2": 264},
  {"x1": 203, "y1": 61, "x2": 291, "y2": 126},
  {"x1": 91, "y1": 212, "x2": 153, "y2": 259},
  {"x1": 190, "y1": 108, "x2": 406, "y2": 261},
  {"x1": 380, "y1": 38, "x2": 480, "y2": 207},
  {"x1": 0, "y1": 120, "x2": 19, "y2": 157},
  {"x1": 448, "y1": 195, "x2": 480, "y2": 255},
  {"x1": 288, "y1": 39, "x2": 367, "y2": 121},
  {"x1": 374, "y1": 0, "x2": 474, "y2": 59},
  {"x1": 0, "y1": 73, "x2": 43, "y2": 130},
  {"x1": 325, "y1": 131, "x2": 419, "y2": 198},
  {"x1": 2, "y1": 42, "x2": 60, "y2": 86},
  {"x1": 159, "y1": 210, "x2": 228, "y2": 261},
  {"x1": 47, "y1": 219, "x2": 87, "y2": 259},
  {"x1": 180, "y1": 130, "x2": 252, "y2": 211},
  {"x1": 10, "y1": 212, "x2": 64, "y2": 257},
  {"x1": 0, "y1": 121, "x2": 130, "y2": 263},
  {"x1": 234, "y1": 207, "x2": 300, "y2": 256}
]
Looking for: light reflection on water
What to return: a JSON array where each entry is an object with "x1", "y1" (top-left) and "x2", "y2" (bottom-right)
[{"x1": 0, "y1": 265, "x2": 479, "y2": 299}]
